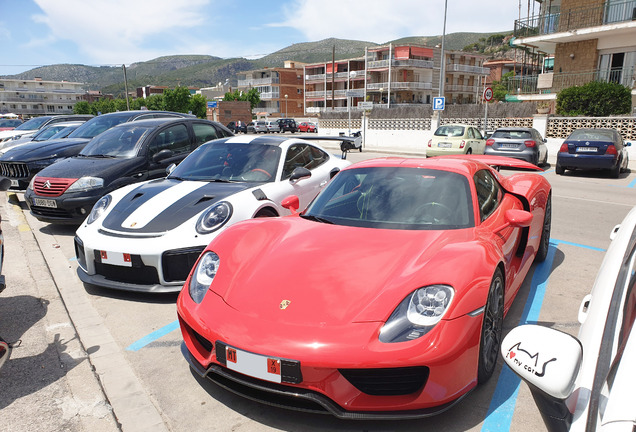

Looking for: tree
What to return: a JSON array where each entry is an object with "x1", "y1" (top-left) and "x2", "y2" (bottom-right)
[
  {"x1": 73, "y1": 101, "x2": 91, "y2": 114},
  {"x1": 163, "y1": 86, "x2": 191, "y2": 113},
  {"x1": 556, "y1": 81, "x2": 631, "y2": 116},
  {"x1": 189, "y1": 94, "x2": 208, "y2": 118},
  {"x1": 223, "y1": 88, "x2": 261, "y2": 110},
  {"x1": 491, "y1": 71, "x2": 515, "y2": 102}
]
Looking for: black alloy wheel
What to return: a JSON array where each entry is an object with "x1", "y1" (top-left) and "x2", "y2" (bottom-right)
[
  {"x1": 535, "y1": 193, "x2": 551, "y2": 263},
  {"x1": 477, "y1": 268, "x2": 504, "y2": 384}
]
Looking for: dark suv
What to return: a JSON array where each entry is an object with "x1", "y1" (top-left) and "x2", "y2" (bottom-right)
[
  {"x1": 277, "y1": 118, "x2": 297, "y2": 133},
  {"x1": 226, "y1": 121, "x2": 247, "y2": 134}
]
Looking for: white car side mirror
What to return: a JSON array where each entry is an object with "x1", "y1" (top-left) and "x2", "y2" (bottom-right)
[{"x1": 501, "y1": 324, "x2": 582, "y2": 400}]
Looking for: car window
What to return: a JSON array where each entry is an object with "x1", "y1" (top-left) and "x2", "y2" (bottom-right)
[
  {"x1": 80, "y1": 124, "x2": 154, "y2": 157},
  {"x1": 304, "y1": 167, "x2": 473, "y2": 230},
  {"x1": 192, "y1": 123, "x2": 218, "y2": 145},
  {"x1": 474, "y1": 169, "x2": 502, "y2": 222},
  {"x1": 282, "y1": 144, "x2": 328, "y2": 179},
  {"x1": 148, "y1": 124, "x2": 191, "y2": 158},
  {"x1": 14, "y1": 116, "x2": 51, "y2": 131},
  {"x1": 435, "y1": 125, "x2": 464, "y2": 137},
  {"x1": 473, "y1": 128, "x2": 483, "y2": 139}
]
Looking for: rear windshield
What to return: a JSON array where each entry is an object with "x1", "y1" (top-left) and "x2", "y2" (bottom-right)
[
  {"x1": 568, "y1": 130, "x2": 615, "y2": 141},
  {"x1": 492, "y1": 130, "x2": 532, "y2": 139},
  {"x1": 435, "y1": 125, "x2": 465, "y2": 137},
  {"x1": 14, "y1": 116, "x2": 51, "y2": 131}
]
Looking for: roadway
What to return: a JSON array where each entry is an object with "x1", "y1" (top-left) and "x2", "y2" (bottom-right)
[{"x1": 1, "y1": 145, "x2": 635, "y2": 432}]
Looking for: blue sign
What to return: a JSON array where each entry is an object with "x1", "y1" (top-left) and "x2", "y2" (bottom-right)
[
  {"x1": 207, "y1": 101, "x2": 217, "y2": 108},
  {"x1": 433, "y1": 97, "x2": 445, "y2": 111}
]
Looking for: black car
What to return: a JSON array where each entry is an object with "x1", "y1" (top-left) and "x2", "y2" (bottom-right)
[
  {"x1": 0, "y1": 110, "x2": 192, "y2": 192},
  {"x1": 277, "y1": 118, "x2": 297, "y2": 133},
  {"x1": 226, "y1": 121, "x2": 247, "y2": 133},
  {"x1": 24, "y1": 117, "x2": 233, "y2": 224},
  {"x1": 0, "y1": 114, "x2": 94, "y2": 143}
]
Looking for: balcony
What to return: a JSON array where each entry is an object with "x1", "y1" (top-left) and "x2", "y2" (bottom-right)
[
  {"x1": 446, "y1": 64, "x2": 490, "y2": 75},
  {"x1": 506, "y1": 67, "x2": 635, "y2": 94},
  {"x1": 237, "y1": 77, "x2": 279, "y2": 87},
  {"x1": 367, "y1": 82, "x2": 433, "y2": 90},
  {"x1": 368, "y1": 59, "x2": 434, "y2": 69},
  {"x1": 514, "y1": 0, "x2": 636, "y2": 38},
  {"x1": 305, "y1": 73, "x2": 326, "y2": 82},
  {"x1": 259, "y1": 92, "x2": 280, "y2": 100},
  {"x1": 446, "y1": 84, "x2": 480, "y2": 93}
]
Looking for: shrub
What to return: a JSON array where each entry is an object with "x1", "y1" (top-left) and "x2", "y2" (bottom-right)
[{"x1": 556, "y1": 81, "x2": 631, "y2": 116}]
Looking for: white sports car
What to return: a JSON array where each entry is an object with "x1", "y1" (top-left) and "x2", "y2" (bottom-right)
[
  {"x1": 74, "y1": 135, "x2": 350, "y2": 292},
  {"x1": 501, "y1": 205, "x2": 636, "y2": 431}
]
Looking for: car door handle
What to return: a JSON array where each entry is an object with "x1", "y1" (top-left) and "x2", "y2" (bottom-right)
[{"x1": 132, "y1": 173, "x2": 144, "y2": 178}]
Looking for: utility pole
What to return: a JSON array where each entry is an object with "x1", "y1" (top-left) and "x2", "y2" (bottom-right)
[{"x1": 122, "y1": 64, "x2": 130, "y2": 111}]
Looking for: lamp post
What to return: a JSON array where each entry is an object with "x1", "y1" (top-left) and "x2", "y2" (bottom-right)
[
  {"x1": 348, "y1": 71, "x2": 357, "y2": 135},
  {"x1": 379, "y1": 87, "x2": 384, "y2": 106},
  {"x1": 284, "y1": 94, "x2": 288, "y2": 118}
]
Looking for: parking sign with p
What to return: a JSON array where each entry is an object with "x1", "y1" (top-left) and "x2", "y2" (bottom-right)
[{"x1": 433, "y1": 97, "x2": 445, "y2": 111}]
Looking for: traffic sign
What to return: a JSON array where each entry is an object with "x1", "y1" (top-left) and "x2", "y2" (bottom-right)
[
  {"x1": 433, "y1": 97, "x2": 445, "y2": 111},
  {"x1": 357, "y1": 101, "x2": 373, "y2": 109},
  {"x1": 207, "y1": 101, "x2": 218, "y2": 108},
  {"x1": 483, "y1": 87, "x2": 493, "y2": 102}
]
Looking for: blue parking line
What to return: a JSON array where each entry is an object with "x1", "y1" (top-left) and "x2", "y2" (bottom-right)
[
  {"x1": 629, "y1": 177, "x2": 636, "y2": 188},
  {"x1": 126, "y1": 320, "x2": 179, "y2": 352},
  {"x1": 481, "y1": 238, "x2": 603, "y2": 431}
]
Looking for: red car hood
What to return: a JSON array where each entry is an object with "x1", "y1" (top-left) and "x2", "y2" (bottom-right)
[{"x1": 208, "y1": 217, "x2": 481, "y2": 326}]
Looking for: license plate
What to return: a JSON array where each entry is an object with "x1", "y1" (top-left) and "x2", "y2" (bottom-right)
[
  {"x1": 33, "y1": 198, "x2": 57, "y2": 208},
  {"x1": 500, "y1": 143, "x2": 518, "y2": 149},
  {"x1": 10, "y1": 179, "x2": 18, "y2": 187},
  {"x1": 98, "y1": 250, "x2": 132, "y2": 267},
  {"x1": 438, "y1": 142, "x2": 452, "y2": 148},
  {"x1": 577, "y1": 146, "x2": 597, "y2": 152},
  {"x1": 224, "y1": 345, "x2": 282, "y2": 383}
]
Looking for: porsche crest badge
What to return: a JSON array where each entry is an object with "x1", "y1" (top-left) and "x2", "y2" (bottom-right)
[{"x1": 279, "y1": 300, "x2": 291, "y2": 310}]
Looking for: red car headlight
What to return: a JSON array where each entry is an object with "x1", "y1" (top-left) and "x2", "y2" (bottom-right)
[{"x1": 379, "y1": 285, "x2": 455, "y2": 343}]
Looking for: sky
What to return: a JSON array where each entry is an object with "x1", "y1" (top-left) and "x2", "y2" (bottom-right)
[{"x1": 0, "y1": 0, "x2": 530, "y2": 76}]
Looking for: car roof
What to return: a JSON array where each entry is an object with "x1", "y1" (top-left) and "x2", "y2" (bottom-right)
[
  {"x1": 344, "y1": 156, "x2": 491, "y2": 177},
  {"x1": 210, "y1": 134, "x2": 320, "y2": 148},
  {"x1": 109, "y1": 117, "x2": 209, "y2": 128}
]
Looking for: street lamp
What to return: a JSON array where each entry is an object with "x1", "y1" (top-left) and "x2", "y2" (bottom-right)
[
  {"x1": 379, "y1": 87, "x2": 384, "y2": 105},
  {"x1": 284, "y1": 94, "x2": 288, "y2": 118},
  {"x1": 348, "y1": 71, "x2": 357, "y2": 135}
]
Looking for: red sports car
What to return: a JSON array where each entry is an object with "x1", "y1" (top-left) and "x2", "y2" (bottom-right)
[
  {"x1": 177, "y1": 155, "x2": 552, "y2": 419},
  {"x1": 298, "y1": 121, "x2": 317, "y2": 133}
]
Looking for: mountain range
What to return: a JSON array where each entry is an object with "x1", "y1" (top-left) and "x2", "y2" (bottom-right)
[{"x1": 3, "y1": 32, "x2": 511, "y2": 97}]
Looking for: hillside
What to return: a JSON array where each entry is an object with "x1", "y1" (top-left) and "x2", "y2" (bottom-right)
[{"x1": 3, "y1": 32, "x2": 512, "y2": 97}]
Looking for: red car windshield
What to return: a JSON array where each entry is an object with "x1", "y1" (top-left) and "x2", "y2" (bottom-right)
[{"x1": 304, "y1": 167, "x2": 474, "y2": 230}]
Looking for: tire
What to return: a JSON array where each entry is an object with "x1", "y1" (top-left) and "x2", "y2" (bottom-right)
[
  {"x1": 466, "y1": 148, "x2": 472, "y2": 155},
  {"x1": 555, "y1": 164, "x2": 564, "y2": 175},
  {"x1": 610, "y1": 161, "x2": 620, "y2": 179},
  {"x1": 620, "y1": 155, "x2": 628, "y2": 173},
  {"x1": 535, "y1": 193, "x2": 551, "y2": 263},
  {"x1": 477, "y1": 268, "x2": 505, "y2": 384}
]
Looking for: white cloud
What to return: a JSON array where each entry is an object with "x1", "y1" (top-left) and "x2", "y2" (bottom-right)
[
  {"x1": 273, "y1": 0, "x2": 517, "y2": 43},
  {"x1": 31, "y1": 0, "x2": 213, "y2": 64}
]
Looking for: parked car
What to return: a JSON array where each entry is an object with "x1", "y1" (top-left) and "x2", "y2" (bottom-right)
[
  {"x1": 247, "y1": 121, "x2": 268, "y2": 134},
  {"x1": 0, "y1": 118, "x2": 23, "y2": 132},
  {"x1": 226, "y1": 121, "x2": 247, "y2": 134},
  {"x1": 298, "y1": 121, "x2": 317, "y2": 133},
  {"x1": 0, "y1": 121, "x2": 86, "y2": 156},
  {"x1": 484, "y1": 127, "x2": 548, "y2": 166},
  {"x1": 0, "y1": 114, "x2": 94, "y2": 144},
  {"x1": 265, "y1": 121, "x2": 280, "y2": 133},
  {"x1": 501, "y1": 204, "x2": 636, "y2": 432},
  {"x1": 177, "y1": 155, "x2": 552, "y2": 418},
  {"x1": 0, "y1": 110, "x2": 193, "y2": 192},
  {"x1": 74, "y1": 135, "x2": 349, "y2": 292},
  {"x1": 277, "y1": 118, "x2": 297, "y2": 133},
  {"x1": 556, "y1": 128, "x2": 630, "y2": 177},
  {"x1": 426, "y1": 124, "x2": 486, "y2": 157},
  {"x1": 24, "y1": 118, "x2": 232, "y2": 225}
]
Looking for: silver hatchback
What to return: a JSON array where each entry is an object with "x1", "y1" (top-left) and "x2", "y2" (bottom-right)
[
  {"x1": 484, "y1": 127, "x2": 548, "y2": 166},
  {"x1": 247, "y1": 121, "x2": 268, "y2": 134}
]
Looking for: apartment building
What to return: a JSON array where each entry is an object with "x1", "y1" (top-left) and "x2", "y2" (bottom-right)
[
  {"x1": 0, "y1": 77, "x2": 85, "y2": 117},
  {"x1": 236, "y1": 61, "x2": 305, "y2": 117},
  {"x1": 510, "y1": 0, "x2": 636, "y2": 109},
  {"x1": 303, "y1": 44, "x2": 489, "y2": 114}
]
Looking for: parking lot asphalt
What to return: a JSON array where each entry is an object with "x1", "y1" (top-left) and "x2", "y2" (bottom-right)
[{"x1": 1, "y1": 141, "x2": 635, "y2": 432}]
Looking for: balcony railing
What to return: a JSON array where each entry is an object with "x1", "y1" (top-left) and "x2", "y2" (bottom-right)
[
  {"x1": 446, "y1": 84, "x2": 480, "y2": 93},
  {"x1": 237, "y1": 77, "x2": 279, "y2": 87},
  {"x1": 506, "y1": 67, "x2": 636, "y2": 94},
  {"x1": 514, "y1": 0, "x2": 636, "y2": 38},
  {"x1": 305, "y1": 73, "x2": 326, "y2": 82},
  {"x1": 368, "y1": 59, "x2": 434, "y2": 69},
  {"x1": 446, "y1": 64, "x2": 491, "y2": 75},
  {"x1": 258, "y1": 92, "x2": 280, "y2": 100}
]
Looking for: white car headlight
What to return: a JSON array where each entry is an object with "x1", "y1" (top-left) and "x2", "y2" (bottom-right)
[
  {"x1": 189, "y1": 251, "x2": 219, "y2": 303},
  {"x1": 67, "y1": 176, "x2": 104, "y2": 193},
  {"x1": 195, "y1": 202, "x2": 232, "y2": 234},
  {"x1": 379, "y1": 285, "x2": 455, "y2": 343},
  {"x1": 86, "y1": 195, "x2": 111, "y2": 224}
]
